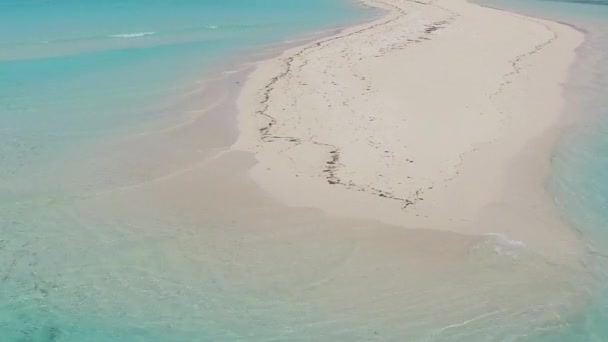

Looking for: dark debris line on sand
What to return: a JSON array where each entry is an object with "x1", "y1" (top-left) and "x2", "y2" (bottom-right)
[{"x1": 252, "y1": 0, "x2": 457, "y2": 209}]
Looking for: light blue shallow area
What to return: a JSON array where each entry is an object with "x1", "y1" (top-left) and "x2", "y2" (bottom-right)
[
  {"x1": 0, "y1": 1, "x2": 371, "y2": 341},
  {"x1": 0, "y1": 0, "x2": 369, "y2": 185}
]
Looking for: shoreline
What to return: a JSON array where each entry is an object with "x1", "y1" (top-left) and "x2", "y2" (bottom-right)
[
  {"x1": 19, "y1": 0, "x2": 595, "y2": 337},
  {"x1": 52, "y1": 11, "x2": 392, "y2": 197},
  {"x1": 232, "y1": 0, "x2": 586, "y2": 263}
]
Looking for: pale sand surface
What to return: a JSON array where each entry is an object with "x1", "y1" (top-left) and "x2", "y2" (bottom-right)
[{"x1": 234, "y1": 0, "x2": 585, "y2": 263}]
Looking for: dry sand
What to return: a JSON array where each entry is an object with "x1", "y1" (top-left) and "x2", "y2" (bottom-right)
[{"x1": 233, "y1": 0, "x2": 585, "y2": 263}]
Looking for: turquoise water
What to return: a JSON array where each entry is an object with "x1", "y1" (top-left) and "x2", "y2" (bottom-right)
[
  {"x1": 0, "y1": 2, "x2": 372, "y2": 341},
  {"x1": 0, "y1": 0, "x2": 370, "y2": 188}
]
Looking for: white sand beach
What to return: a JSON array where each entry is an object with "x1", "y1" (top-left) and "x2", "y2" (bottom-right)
[{"x1": 234, "y1": 0, "x2": 585, "y2": 263}]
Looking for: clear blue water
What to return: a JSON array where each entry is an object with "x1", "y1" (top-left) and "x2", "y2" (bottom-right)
[
  {"x1": 0, "y1": 2, "x2": 372, "y2": 341},
  {"x1": 0, "y1": 0, "x2": 370, "y2": 187}
]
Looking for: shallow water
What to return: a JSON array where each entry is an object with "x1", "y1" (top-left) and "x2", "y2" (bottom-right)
[
  {"x1": 0, "y1": 0, "x2": 370, "y2": 190},
  {"x1": 0, "y1": 1, "x2": 376, "y2": 340},
  {"x1": 0, "y1": 0, "x2": 603, "y2": 341},
  {"x1": 0, "y1": 147, "x2": 586, "y2": 341}
]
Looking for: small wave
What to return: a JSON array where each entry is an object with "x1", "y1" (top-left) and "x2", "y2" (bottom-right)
[
  {"x1": 221, "y1": 64, "x2": 254, "y2": 75},
  {"x1": 486, "y1": 233, "x2": 526, "y2": 248},
  {"x1": 109, "y1": 31, "x2": 156, "y2": 39},
  {"x1": 207, "y1": 25, "x2": 219, "y2": 29},
  {"x1": 472, "y1": 233, "x2": 527, "y2": 259}
]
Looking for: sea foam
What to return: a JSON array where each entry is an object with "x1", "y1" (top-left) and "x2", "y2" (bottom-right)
[
  {"x1": 486, "y1": 233, "x2": 527, "y2": 257},
  {"x1": 471, "y1": 233, "x2": 527, "y2": 259},
  {"x1": 109, "y1": 31, "x2": 156, "y2": 38}
]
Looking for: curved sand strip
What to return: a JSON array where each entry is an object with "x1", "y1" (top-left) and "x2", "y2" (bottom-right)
[{"x1": 234, "y1": 0, "x2": 584, "y2": 262}]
